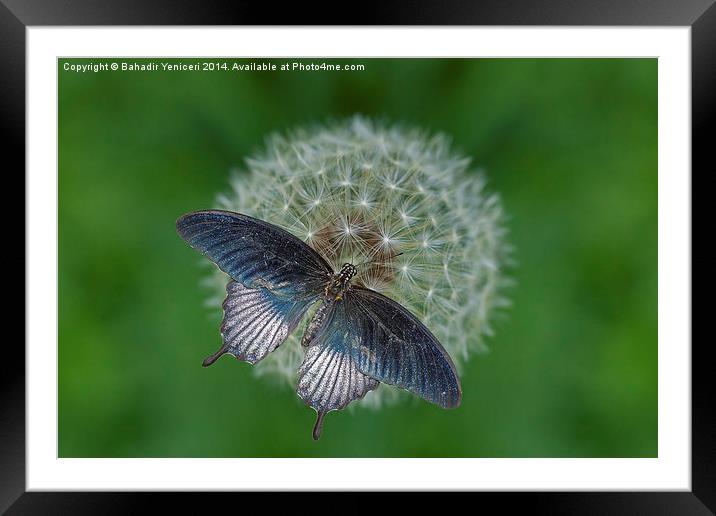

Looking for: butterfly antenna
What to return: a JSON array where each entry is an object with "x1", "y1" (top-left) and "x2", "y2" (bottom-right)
[
  {"x1": 356, "y1": 251, "x2": 404, "y2": 268},
  {"x1": 312, "y1": 410, "x2": 326, "y2": 440}
]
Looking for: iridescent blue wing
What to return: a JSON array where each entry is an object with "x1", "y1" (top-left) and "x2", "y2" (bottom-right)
[
  {"x1": 346, "y1": 286, "x2": 462, "y2": 409},
  {"x1": 296, "y1": 299, "x2": 379, "y2": 439},
  {"x1": 297, "y1": 287, "x2": 460, "y2": 439},
  {"x1": 176, "y1": 210, "x2": 333, "y2": 366},
  {"x1": 176, "y1": 210, "x2": 332, "y2": 296}
]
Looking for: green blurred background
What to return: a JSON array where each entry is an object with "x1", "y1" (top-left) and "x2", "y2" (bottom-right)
[{"x1": 59, "y1": 58, "x2": 657, "y2": 457}]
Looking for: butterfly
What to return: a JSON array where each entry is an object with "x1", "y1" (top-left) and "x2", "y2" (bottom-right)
[{"x1": 176, "y1": 210, "x2": 461, "y2": 439}]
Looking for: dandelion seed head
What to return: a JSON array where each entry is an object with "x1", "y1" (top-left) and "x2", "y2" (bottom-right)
[{"x1": 210, "y1": 116, "x2": 510, "y2": 408}]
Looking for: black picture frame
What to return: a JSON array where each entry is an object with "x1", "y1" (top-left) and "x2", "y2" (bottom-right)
[{"x1": 3, "y1": 0, "x2": 709, "y2": 512}]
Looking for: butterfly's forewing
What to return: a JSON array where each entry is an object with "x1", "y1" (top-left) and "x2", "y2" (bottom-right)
[
  {"x1": 176, "y1": 210, "x2": 333, "y2": 366},
  {"x1": 176, "y1": 210, "x2": 332, "y2": 297},
  {"x1": 345, "y1": 286, "x2": 462, "y2": 409}
]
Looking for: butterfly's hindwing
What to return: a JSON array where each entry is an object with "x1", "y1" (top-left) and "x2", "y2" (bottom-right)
[
  {"x1": 296, "y1": 299, "x2": 379, "y2": 413},
  {"x1": 204, "y1": 280, "x2": 318, "y2": 366}
]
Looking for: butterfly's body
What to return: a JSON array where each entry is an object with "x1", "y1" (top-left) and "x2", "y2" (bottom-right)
[
  {"x1": 325, "y1": 262, "x2": 357, "y2": 301},
  {"x1": 177, "y1": 210, "x2": 461, "y2": 440},
  {"x1": 301, "y1": 295, "x2": 335, "y2": 347},
  {"x1": 302, "y1": 263, "x2": 356, "y2": 347}
]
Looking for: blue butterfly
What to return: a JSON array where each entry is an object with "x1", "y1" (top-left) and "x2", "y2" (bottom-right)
[{"x1": 176, "y1": 210, "x2": 461, "y2": 439}]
